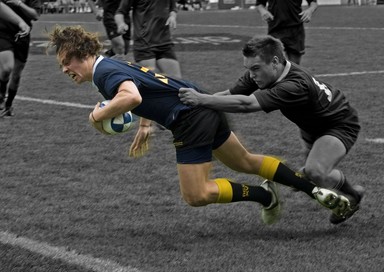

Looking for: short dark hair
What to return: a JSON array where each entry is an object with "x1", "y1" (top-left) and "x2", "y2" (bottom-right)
[{"x1": 242, "y1": 35, "x2": 286, "y2": 64}]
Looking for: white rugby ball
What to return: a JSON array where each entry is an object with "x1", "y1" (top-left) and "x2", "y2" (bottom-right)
[{"x1": 99, "y1": 100, "x2": 135, "y2": 135}]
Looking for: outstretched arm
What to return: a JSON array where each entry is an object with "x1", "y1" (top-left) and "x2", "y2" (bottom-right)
[{"x1": 179, "y1": 88, "x2": 262, "y2": 113}]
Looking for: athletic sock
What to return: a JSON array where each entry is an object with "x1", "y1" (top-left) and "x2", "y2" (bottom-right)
[
  {"x1": 336, "y1": 171, "x2": 360, "y2": 201},
  {"x1": 5, "y1": 88, "x2": 17, "y2": 108},
  {"x1": 0, "y1": 80, "x2": 7, "y2": 101},
  {"x1": 214, "y1": 178, "x2": 271, "y2": 207},
  {"x1": 258, "y1": 156, "x2": 316, "y2": 199}
]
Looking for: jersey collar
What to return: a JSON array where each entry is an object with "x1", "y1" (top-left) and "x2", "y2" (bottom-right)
[
  {"x1": 275, "y1": 60, "x2": 291, "y2": 83},
  {"x1": 92, "y1": 55, "x2": 104, "y2": 86}
]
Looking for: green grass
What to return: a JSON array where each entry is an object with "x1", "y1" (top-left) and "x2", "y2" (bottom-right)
[{"x1": 1, "y1": 5, "x2": 384, "y2": 272}]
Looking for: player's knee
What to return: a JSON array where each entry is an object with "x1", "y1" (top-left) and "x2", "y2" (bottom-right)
[
  {"x1": 181, "y1": 190, "x2": 211, "y2": 207},
  {"x1": 0, "y1": 68, "x2": 12, "y2": 81}
]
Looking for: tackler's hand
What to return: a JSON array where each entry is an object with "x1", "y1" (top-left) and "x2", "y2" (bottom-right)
[{"x1": 179, "y1": 88, "x2": 203, "y2": 107}]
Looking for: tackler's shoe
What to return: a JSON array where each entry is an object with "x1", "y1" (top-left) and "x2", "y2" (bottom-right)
[
  {"x1": 0, "y1": 107, "x2": 14, "y2": 118},
  {"x1": 260, "y1": 180, "x2": 281, "y2": 225},
  {"x1": 312, "y1": 187, "x2": 352, "y2": 219},
  {"x1": 329, "y1": 185, "x2": 365, "y2": 225}
]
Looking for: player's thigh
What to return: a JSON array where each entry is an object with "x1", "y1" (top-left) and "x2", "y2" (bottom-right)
[
  {"x1": 213, "y1": 132, "x2": 264, "y2": 173},
  {"x1": 156, "y1": 58, "x2": 181, "y2": 78},
  {"x1": 305, "y1": 135, "x2": 346, "y2": 174}
]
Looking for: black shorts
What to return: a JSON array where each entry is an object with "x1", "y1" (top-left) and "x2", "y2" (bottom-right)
[
  {"x1": 300, "y1": 109, "x2": 360, "y2": 153},
  {"x1": 0, "y1": 34, "x2": 30, "y2": 63},
  {"x1": 269, "y1": 25, "x2": 305, "y2": 56},
  {"x1": 170, "y1": 107, "x2": 231, "y2": 164},
  {"x1": 133, "y1": 43, "x2": 177, "y2": 63},
  {"x1": 103, "y1": 12, "x2": 130, "y2": 41}
]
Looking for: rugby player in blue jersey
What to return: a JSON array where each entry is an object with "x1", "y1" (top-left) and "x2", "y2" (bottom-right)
[
  {"x1": 48, "y1": 26, "x2": 354, "y2": 226},
  {"x1": 179, "y1": 35, "x2": 364, "y2": 224}
]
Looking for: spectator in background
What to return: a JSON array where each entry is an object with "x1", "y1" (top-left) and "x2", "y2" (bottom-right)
[
  {"x1": 88, "y1": 0, "x2": 130, "y2": 59},
  {"x1": 115, "y1": 0, "x2": 182, "y2": 79},
  {"x1": 256, "y1": 0, "x2": 318, "y2": 65},
  {"x1": 0, "y1": 0, "x2": 39, "y2": 117}
]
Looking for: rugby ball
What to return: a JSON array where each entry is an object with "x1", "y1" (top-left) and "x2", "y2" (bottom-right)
[{"x1": 99, "y1": 100, "x2": 134, "y2": 135}]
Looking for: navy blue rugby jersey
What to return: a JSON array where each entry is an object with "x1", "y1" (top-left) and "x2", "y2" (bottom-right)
[
  {"x1": 229, "y1": 62, "x2": 358, "y2": 135},
  {"x1": 93, "y1": 56, "x2": 196, "y2": 129}
]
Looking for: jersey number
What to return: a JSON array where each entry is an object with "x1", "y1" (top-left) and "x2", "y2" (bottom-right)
[{"x1": 312, "y1": 77, "x2": 332, "y2": 102}]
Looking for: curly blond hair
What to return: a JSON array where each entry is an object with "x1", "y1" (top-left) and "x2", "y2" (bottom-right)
[{"x1": 48, "y1": 25, "x2": 103, "y2": 65}]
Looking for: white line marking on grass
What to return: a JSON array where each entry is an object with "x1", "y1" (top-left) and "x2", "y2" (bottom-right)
[
  {"x1": 37, "y1": 21, "x2": 384, "y2": 31},
  {"x1": 14, "y1": 70, "x2": 384, "y2": 110},
  {"x1": 16, "y1": 95, "x2": 93, "y2": 109},
  {"x1": 37, "y1": 20, "x2": 101, "y2": 25},
  {"x1": 366, "y1": 138, "x2": 384, "y2": 144},
  {"x1": 0, "y1": 231, "x2": 142, "y2": 272},
  {"x1": 316, "y1": 70, "x2": 384, "y2": 78},
  {"x1": 177, "y1": 24, "x2": 384, "y2": 31}
]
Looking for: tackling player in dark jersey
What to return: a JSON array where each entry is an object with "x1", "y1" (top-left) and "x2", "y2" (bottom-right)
[
  {"x1": 0, "y1": 0, "x2": 39, "y2": 117},
  {"x1": 48, "y1": 26, "x2": 355, "y2": 226},
  {"x1": 179, "y1": 35, "x2": 364, "y2": 224}
]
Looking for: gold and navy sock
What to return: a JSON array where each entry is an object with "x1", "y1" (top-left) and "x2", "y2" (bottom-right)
[
  {"x1": 214, "y1": 178, "x2": 271, "y2": 206},
  {"x1": 259, "y1": 156, "x2": 316, "y2": 199}
]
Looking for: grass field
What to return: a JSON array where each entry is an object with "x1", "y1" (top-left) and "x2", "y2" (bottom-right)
[{"x1": 1, "y1": 5, "x2": 384, "y2": 272}]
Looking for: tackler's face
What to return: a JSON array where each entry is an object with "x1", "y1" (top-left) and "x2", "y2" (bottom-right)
[
  {"x1": 57, "y1": 53, "x2": 92, "y2": 84},
  {"x1": 243, "y1": 55, "x2": 278, "y2": 89}
]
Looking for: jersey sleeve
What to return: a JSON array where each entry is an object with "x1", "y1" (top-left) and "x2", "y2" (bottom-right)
[
  {"x1": 229, "y1": 71, "x2": 259, "y2": 96},
  {"x1": 94, "y1": 66, "x2": 135, "y2": 99},
  {"x1": 255, "y1": 80, "x2": 309, "y2": 113}
]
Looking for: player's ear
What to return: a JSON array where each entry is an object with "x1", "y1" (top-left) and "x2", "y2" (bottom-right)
[
  {"x1": 272, "y1": 56, "x2": 280, "y2": 66},
  {"x1": 271, "y1": 56, "x2": 279, "y2": 69}
]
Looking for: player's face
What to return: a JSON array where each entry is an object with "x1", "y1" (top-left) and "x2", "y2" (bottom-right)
[
  {"x1": 244, "y1": 55, "x2": 278, "y2": 89},
  {"x1": 57, "y1": 54, "x2": 92, "y2": 84}
]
